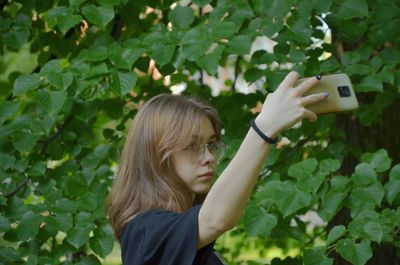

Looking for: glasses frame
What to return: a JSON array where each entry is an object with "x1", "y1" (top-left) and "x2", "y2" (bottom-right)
[{"x1": 184, "y1": 140, "x2": 226, "y2": 162}]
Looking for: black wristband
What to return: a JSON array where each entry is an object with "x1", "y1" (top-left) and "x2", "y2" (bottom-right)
[{"x1": 250, "y1": 118, "x2": 278, "y2": 144}]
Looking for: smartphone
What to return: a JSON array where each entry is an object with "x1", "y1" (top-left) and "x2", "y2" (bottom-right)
[{"x1": 295, "y1": 73, "x2": 359, "y2": 114}]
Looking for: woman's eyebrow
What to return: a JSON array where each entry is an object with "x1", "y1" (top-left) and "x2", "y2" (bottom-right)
[{"x1": 190, "y1": 134, "x2": 216, "y2": 141}]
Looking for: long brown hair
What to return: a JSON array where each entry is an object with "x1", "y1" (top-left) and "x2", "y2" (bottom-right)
[{"x1": 105, "y1": 94, "x2": 222, "y2": 242}]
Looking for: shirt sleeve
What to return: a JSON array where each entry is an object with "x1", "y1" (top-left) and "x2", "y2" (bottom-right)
[{"x1": 121, "y1": 205, "x2": 215, "y2": 265}]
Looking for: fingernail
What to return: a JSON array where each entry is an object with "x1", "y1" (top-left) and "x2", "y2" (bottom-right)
[
  {"x1": 316, "y1": 74, "x2": 322, "y2": 80},
  {"x1": 324, "y1": 92, "x2": 329, "y2": 97}
]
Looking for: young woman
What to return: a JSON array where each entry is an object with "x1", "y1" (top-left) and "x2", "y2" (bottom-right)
[{"x1": 105, "y1": 71, "x2": 327, "y2": 264}]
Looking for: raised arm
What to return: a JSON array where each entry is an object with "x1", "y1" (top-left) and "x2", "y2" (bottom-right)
[{"x1": 197, "y1": 71, "x2": 327, "y2": 249}]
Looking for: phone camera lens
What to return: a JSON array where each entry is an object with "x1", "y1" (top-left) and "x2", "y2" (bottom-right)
[{"x1": 337, "y1": 86, "x2": 351, "y2": 97}]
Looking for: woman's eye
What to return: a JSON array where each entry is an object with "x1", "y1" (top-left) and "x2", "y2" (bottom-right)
[
  {"x1": 186, "y1": 142, "x2": 198, "y2": 151},
  {"x1": 208, "y1": 141, "x2": 217, "y2": 148}
]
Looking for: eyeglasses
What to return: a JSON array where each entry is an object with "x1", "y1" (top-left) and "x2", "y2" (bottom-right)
[{"x1": 184, "y1": 141, "x2": 226, "y2": 162}]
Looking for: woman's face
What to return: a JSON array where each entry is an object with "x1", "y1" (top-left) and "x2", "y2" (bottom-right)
[{"x1": 171, "y1": 115, "x2": 217, "y2": 196}]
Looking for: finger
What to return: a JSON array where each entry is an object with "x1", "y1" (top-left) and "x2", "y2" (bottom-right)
[
  {"x1": 302, "y1": 108, "x2": 318, "y2": 123},
  {"x1": 301, "y1": 92, "x2": 328, "y2": 106},
  {"x1": 278, "y1": 71, "x2": 300, "y2": 90},
  {"x1": 295, "y1": 75, "x2": 321, "y2": 96}
]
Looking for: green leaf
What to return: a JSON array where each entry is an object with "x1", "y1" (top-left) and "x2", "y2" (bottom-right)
[
  {"x1": 338, "y1": 0, "x2": 368, "y2": 20},
  {"x1": 48, "y1": 71, "x2": 73, "y2": 90},
  {"x1": 0, "y1": 16, "x2": 11, "y2": 31},
  {"x1": 361, "y1": 149, "x2": 392, "y2": 173},
  {"x1": 225, "y1": 35, "x2": 252, "y2": 55},
  {"x1": 0, "y1": 101, "x2": 21, "y2": 124},
  {"x1": 0, "y1": 125, "x2": 12, "y2": 140},
  {"x1": 303, "y1": 247, "x2": 333, "y2": 265},
  {"x1": 73, "y1": 100, "x2": 98, "y2": 122},
  {"x1": 55, "y1": 198, "x2": 77, "y2": 213},
  {"x1": 87, "y1": 62, "x2": 109, "y2": 78},
  {"x1": 82, "y1": 5, "x2": 114, "y2": 27},
  {"x1": 76, "y1": 254, "x2": 101, "y2": 265},
  {"x1": 263, "y1": 16, "x2": 284, "y2": 37},
  {"x1": 13, "y1": 74, "x2": 43, "y2": 97},
  {"x1": 364, "y1": 221, "x2": 383, "y2": 243},
  {"x1": 97, "y1": 0, "x2": 120, "y2": 6},
  {"x1": 0, "y1": 247, "x2": 22, "y2": 263},
  {"x1": 63, "y1": 174, "x2": 88, "y2": 197},
  {"x1": 336, "y1": 239, "x2": 372, "y2": 265},
  {"x1": 0, "y1": 215, "x2": 10, "y2": 233},
  {"x1": 379, "y1": 66, "x2": 395, "y2": 84},
  {"x1": 151, "y1": 44, "x2": 175, "y2": 67},
  {"x1": 57, "y1": 14, "x2": 82, "y2": 33},
  {"x1": 380, "y1": 47, "x2": 400, "y2": 66},
  {"x1": 89, "y1": 233, "x2": 114, "y2": 258},
  {"x1": 67, "y1": 224, "x2": 93, "y2": 249},
  {"x1": 109, "y1": 47, "x2": 145, "y2": 70},
  {"x1": 352, "y1": 183, "x2": 385, "y2": 207},
  {"x1": 75, "y1": 212, "x2": 93, "y2": 226},
  {"x1": 36, "y1": 89, "x2": 67, "y2": 114},
  {"x1": 181, "y1": 28, "x2": 213, "y2": 61},
  {"x1": 289, "y1": 50, "x2": 306, "y2": 62},
  {"x1": 275, "y1": 181, "x2": 311, "y2": 217},
  {"x1": 94, "y1": 144, "x2": 111, "y2": 160},
  {"x1": 55, "y1": 213, "x2": 73, "y2": 232},
  {"x1": 319, "y1": 159, "x2": 341, "y2": 175},
  {"x1": 251, "y1": 50, "x2": 275, "y2": 65},
  {"x1": 244, "y1": 68, "x2": 265, "y2": 84},
  {"x1": 11, "y1": 130, "x2": 40, "y2": 153},
  {"x1": 86, "y1": 46, "x2": 110, "y2": 62},
  {"x1": 288, "y1": 158, "x2": 318, "y2": 179},
  {"x1": 255, "y1": 180, "x2": 281, "y2": 201},
  {"x1": 196, "y1": 45, "x2": 224, "y2": 75},
  {"x1": 16, "y1": 211, "x2": 42, "y2": 241},
  {"x1": 318, "y1": 190, "x2": 346, "y2": 222},
  {"x1": 210, "y1": 21, "x2": 237, "y2": 40},
  {"x1": 384, "y1": 180, "x2": 400, "y2": 205},
  {"x1": 0, "y1": 153, "x2": 15, "y2": 170},
  {"x1": 320, "y1": 57, "x2": 340, "y2": 73},
  {"x1": 192, "y1": 0, "x2": 211, "y2": 8},
  {"x1": 270, "y1": 0, "x2": 294, "y2": 19},
  {"x1": 109, "y1": 70, "x2": 137, "y2": 96},
  {"x1": 352, "y1": 163, "x2": 377, "y2": 186},
  {"x1": 327, "y1": 225, "x2": 346, "y2": 245},
  {"x1": 47, "y1": 6, "x2": 72, "y2": 21},
  {"x1": 26, "y1": 255, "x2": 37, "y2": 265},
  {"x1": 2, "y1": 27, "x2": 30, "y2": 49},
  {"x1": 341, "y1": 52, "x2": 361, "y2": 66},
  {"x1": 27, "y1": 161, "x2": 46, "y2": 177},
  {"x1": 40, "y1": 60, "x2": 61, "y2": 75},
  {"x1": 390, "y1": 164, "x2": 400, "y2": 180},
  {"x1": 168, "y1": 5, "x2": 194, "y2": 28},
  {"x1": 356, "y1": 75, "x2": 383, "y2": 92},
  {"x1": 243, "y1": 201, "x2": 277, "y2": 237},
  {"x1": 288, "y1": 158, "x2": 325, "y2": 193},
  {"x1": 288, "y1": 19, "x2": 312, "y2": 44}
]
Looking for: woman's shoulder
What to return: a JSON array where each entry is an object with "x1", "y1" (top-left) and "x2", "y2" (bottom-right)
[{"x1": 125, "y1": 204, "x2": 202, "y2": 231}]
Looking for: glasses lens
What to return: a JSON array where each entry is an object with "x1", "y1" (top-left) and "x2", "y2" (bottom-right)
[
  {"x1": 209, "y1": 141, "x2": 225, "y2": 160},
  {"x1": 185, "y1": 141, "x2": 226, "y2": 161}
]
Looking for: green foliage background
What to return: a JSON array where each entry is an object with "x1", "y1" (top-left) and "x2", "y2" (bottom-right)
[{"x1": 1, "y1": 0, "x2": 400, "y2": 264}]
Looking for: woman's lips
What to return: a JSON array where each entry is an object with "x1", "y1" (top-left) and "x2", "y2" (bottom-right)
[{"x1": 198, "y1": 172, "x2": 214, "y2": 180}]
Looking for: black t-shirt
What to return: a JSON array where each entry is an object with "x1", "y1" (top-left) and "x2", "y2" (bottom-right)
[{"x1": 121, "y1": 205, "x2": 225, "y2": 265}]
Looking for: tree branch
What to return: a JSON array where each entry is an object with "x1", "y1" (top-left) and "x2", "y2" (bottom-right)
[
  {"x1": 40, "y1": 116, "x2": 73, "y2": 155},
  {"x1": 5, "y1": 176, "x2": 29, "y2": 198},
  {"x1": 0, "y1": 0, "x2": 8, "y2": 11},
  {"x1": 111, "y1": 14, "x2": 124, "y2": 41},
  {"x1": 231, "y1": 56, "x2": 241, "y2": 95},
  {"x1": 200, "y1": 70, "x2": 204, "y2": 90}
]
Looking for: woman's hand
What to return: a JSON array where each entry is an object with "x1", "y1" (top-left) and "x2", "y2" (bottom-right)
[{"x1": 255, "y1": 71, "x2": 327, "y2": 138}]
